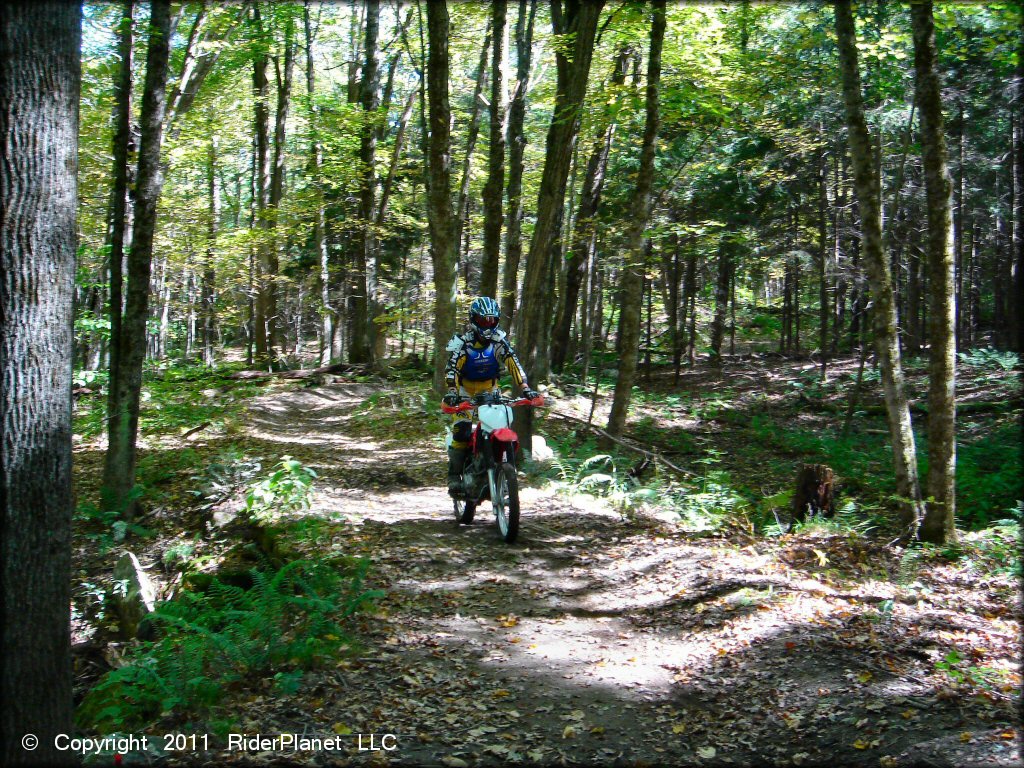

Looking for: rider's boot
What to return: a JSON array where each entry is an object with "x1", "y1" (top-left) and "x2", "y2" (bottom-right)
[{"x1": 447, "y1": 447, "x2": 467, "y2": 497}]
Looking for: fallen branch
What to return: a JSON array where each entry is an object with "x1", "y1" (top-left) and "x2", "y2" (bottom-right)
[
  {"x1": 545, "y1": 411, "x2": 695, "y2": 478},
  {"x1": 181, "y1": 421, "x2": 212, "y2": 439}
]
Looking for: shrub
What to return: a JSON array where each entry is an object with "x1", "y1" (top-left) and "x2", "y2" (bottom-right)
[{"x1": 78, "y1": 557, "x2": 381, "y2": 732}]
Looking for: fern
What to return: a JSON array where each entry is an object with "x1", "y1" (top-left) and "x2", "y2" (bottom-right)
[{"x1": 78, "y1": 558, "x2": 380, "y2": 732}]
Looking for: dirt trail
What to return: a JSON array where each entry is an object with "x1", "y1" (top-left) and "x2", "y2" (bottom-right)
[{"x1": 209, "y1": 382, "x2": 1020, "y2": 767}]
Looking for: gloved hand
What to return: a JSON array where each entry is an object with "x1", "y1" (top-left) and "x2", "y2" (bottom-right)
[
  {"x1": 522, "y1": 388, "x2": 540, "y2": 401},
  {"x1": 443, "y1": 390, "x2": 461, "y2": 407}
]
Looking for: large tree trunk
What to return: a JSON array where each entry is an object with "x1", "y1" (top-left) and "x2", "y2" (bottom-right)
[
  {"x1": 203, "y1": 127, "x2": 219, "y2": 367},
  {"x1": 606, "y1": 0, "x2": 665, "y2": 438},
  {"x1": 102, "y1": 0, "x2": 172, "y2": 516},
  {"x1": 911, "y1": 0, "x2": 957, "y2": 545},
  {"x1": 0, "y1": 5, "x2": 79, "y2": 764},
  {"x1": 269, "y1": 11, "x2": 295, "y2": 358},
  {"x1": 499, "y1": 0, "x2": 537, "y2": 325},
  {"x1": 551, "y1": 47, "x2": 631, "y2": 372},
  {"x1": 107, "y1": 0, "x2": 134, "y2": 413},
  {"x1": 516, "y1": 0, "x2": 604, "y2": 383},
  {"x1": 454, "y1": 25, "x2": 491, "y2": 286},
  {"x1": 426, "y1": 0, "x2": 458, "y2": 393},
  {"x1": 251, "y1": 4, "x2": 274, "y2": 364},
  {"x1": 1014, "y1": 5, "x2": 1024, "y2": 354},
  {"x1": 709, "y1": 237, "x2": 733, "y2": 361},
  {"x1": 350, "y1": 0, "x2": 379, "y2": 365},
  {"x1": 479, "y1": 0, "x2": 508, "y2": 298},
  {"x1": 818, "y1": 139, "x2": 830, "y2": 379},
  {"x1": 304, "y1": 2, "x2": 336, "y2": 365},
  {"x1": 834, "y1": 0, "x2": 924, "y2": 534}
]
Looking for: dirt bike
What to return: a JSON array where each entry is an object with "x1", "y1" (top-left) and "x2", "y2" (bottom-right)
[{"x1": 441, "y1": 391, "x2": 544, "y2": 543}]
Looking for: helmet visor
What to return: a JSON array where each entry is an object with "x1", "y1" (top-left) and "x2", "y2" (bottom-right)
[{"x1": 474, "y1": 314, "x2": 499, "y2": 330}]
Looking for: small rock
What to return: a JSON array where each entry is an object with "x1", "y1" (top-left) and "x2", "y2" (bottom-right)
[
  {"x1": 110, "y1": 552, "x2": 156, "y2": 639},
  {"x1": 530, "y1": 435, "x2": 555, "y2": 466},
  {"x1": 210, "y1": 500, "x2": 240, "y2": 528}
]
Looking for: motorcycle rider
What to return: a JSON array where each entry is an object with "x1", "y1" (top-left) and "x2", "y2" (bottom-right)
[{"x1": 443, "y1": 296, "x2": 538, "y2": 497}]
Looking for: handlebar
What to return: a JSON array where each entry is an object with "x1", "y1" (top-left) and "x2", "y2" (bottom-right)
[{"x1": 441, "y1": 394, "x2": 545, "y2": 414}]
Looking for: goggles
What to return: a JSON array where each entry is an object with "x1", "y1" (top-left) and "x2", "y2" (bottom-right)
[{"x1": 474, "y1": 314, "x2": 499, "y2": 329}]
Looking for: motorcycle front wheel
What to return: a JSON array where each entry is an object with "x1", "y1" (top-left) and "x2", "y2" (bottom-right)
[{"x1": 493, "y1": 463, "x2": 520, "y2": 543}]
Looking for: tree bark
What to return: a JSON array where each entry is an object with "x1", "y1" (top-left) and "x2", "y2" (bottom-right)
[
  {"x1": 107, "y1": 0, "x2": 134, "y2": 415},
  {"x1": 607, "y1": 0, "x2": 665, "y2": 438},
  {"x1": 260, "y1": 13, "x2": 294, "y2": 363},
  {"x1": 102, "y1": 0, "x2": 172, "y2": 516},
  {"x1": 0, "y1": 5, "x2": 79, "y2": 764},
  {"x1": 203, "y1": 126, "x2": 219, "y2": 367},
  {"x1": 251, "y1": 4, "x2": 273, "y2": 364},
  {"x1": 426, "y1": 0, "x2": 458, "y2": 393},
  {"x1": 304, "y1": 2, "x2": 336, "y2": 365},
  {"x1": 1014, "y1": 5, "x2": 1024, "y2": 354},
  {"x1": 834, "y1": 0, "x2": 924, "y2": 533},
  {"x1": 350, "y1": 0, "x2": 379, "y2": 365},
  {"x1": 911, "y1": 0, "x2": 957, "y2": 545},
  {"x1": 499, "y1": 0, "x2": 537, "y2": 325},
  {"x1": 479, "y1": 0, "x2": 508, "y2": 298},
  {"x1": 516, "y1": 0, "x2": 604, "y2": 383},
  {"x1": 551, "y1": 47, "x2": 631, "y2": 372},
  {"x1": 818, "y1": 137, "x2": 830, "y2": 379},
  {"x1": 454, "y1": 24, "x2": 492, "y2": 286},
  {"x1": 709, "y1": 237, "x2": 733, "y2": 361}
]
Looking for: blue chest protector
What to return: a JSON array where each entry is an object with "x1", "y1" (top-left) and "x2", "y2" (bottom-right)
[{"x1": 461, "y1": 342, "x2": 500, "y2": 381}]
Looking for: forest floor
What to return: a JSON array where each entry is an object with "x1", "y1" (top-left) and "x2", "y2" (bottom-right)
[{"x1": 70, "y1": 354, "x2": 1021, "y2": 767}]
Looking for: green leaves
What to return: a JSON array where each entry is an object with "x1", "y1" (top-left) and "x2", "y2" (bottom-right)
[{"x1": 245, "y1": 455, "x2": 318, "y2": 522}]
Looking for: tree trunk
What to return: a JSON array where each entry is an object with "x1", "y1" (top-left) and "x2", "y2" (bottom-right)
[
  {"x1": 269, "y1": 12, "x2": 295, "y2": 359},
  {"x1": 551, "y1": 47, "x2": 631, "y2": 372},
  {"x1": 203, "y1": 128, "x2": 219, "y2": 367},
  {"x1": 834, "y1": 0, "x2": 924, "y2": 534},
  {"x1": 0, "y1": 5, "x2": 79, "y2": 763},
  {"x1": 499, "y1": 0, "x2": 537, "y2": 325},
  {"x1": 102, "y1": 0, "x2": 172, "y2": 516},
  {"x1": 1014, "y1": 5, "x2": 1024, "y2": 353},
  {"x1": 516, "y1": 0, "x2": 604, "y2": 383},
  {"x1": 606, "y1": 0, "x2": 665, "y2": 438},
  {"x1": 377, "y1": 88, "x2": 416, "y2": 224},
  {"x1": 710, "y1": 237, "x2": 733, "y2": 361},
  {"x1": 479, "y1": 0, "x2": 507, "y2": 298},
  {"x1": 305, "y1": 2, "x2": 335, "y2": 365},
  {"x1": 685, "y1": 249, "x2": 697, "y2": 365},
  {"x1": 911, "y1": 0, "x2": 957, "y2": 545},
  {"x1": 107, "y1": 0, "x2": 134, "y2": 415},
  {"x1": 251, "y1": 4, "x2": 273, "y2": 364},
  {"x1": 350, "y1": 0, "x2": 379, "y2": 365},
  {"x1": 818, "y1": 138, "x2": 830, "y2": 379},
  {"x1": 454, "y1": 25, "x2": 491, "y2": 286},
  {"x1": 426, "y1": 0, "x2": 458, "y2": 393}
]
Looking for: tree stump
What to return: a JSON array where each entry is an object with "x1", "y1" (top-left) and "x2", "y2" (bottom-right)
[{"x1": 793, "y1": 463, "x2": 836, "y2": 523}]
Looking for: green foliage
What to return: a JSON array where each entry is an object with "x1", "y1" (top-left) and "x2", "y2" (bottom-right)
[
  {"x1": 76, "y1": 495, "x2": 154, "y2": 553},
  {"x1": 78, "y1": 558, "x2": 382, "y2": 732},
  {"x1": 245, "y1": 456, "x2": 317, "y2": 522},
  {"x1": 190, "y1": 446, "x2": 263, "y2": 512},
  {"x1": 933, "y1": 649, "x2": 1007, "y2": 692},
  {"x1": 957, "y1": 347, "x2": 1018, "y2": 371},
  {"x1": 955, "y1": 425, "x2": 1023, "y2": 528}
]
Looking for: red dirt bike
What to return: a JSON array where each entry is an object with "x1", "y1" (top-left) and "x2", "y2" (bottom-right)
[{"x1": 441, "y1": 391, "x2": 544, "y2": 543}]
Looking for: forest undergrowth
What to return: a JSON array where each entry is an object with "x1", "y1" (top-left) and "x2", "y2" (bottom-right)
[{"x1": 69, "y1": 352, "x2": 1021, "y2": 767}]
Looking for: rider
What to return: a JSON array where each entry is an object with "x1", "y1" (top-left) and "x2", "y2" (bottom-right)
[{"x1": 443, "y1": 296, "x2": 538, "y2": 497}]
